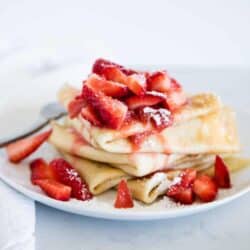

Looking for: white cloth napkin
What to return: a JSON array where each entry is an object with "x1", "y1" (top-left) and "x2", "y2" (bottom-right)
[{"x1": 0, "y1": 180, "x2": 35, "y2": 250}]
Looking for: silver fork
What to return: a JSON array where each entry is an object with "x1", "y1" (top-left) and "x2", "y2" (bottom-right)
[{"x1": 0, "y1": 102, "x2": 67, "y2": 148}]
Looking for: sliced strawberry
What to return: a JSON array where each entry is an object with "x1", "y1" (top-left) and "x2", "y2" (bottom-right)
[
  {"x1": 165, "y1": 88, "x2": 187, "y2": 111},
  {"x1": 85, "y1": 74, "x2": 129, "y2": 98},
  {"x1": 68, "y1": 97, "x2": 86, "y2": 119},
  {"x1": 166, "y1": 183, "x2": 181, "y2": 196},
  {"x1": 166, "y1": 168, "x2": 197, "y2": 204},
  {"x1": 180, "y1": 168, "x2": 197, "y2": 188},
  {"x1": 50, "y1": 158, "x2": 92, "y2": 201},
  {"x1": 138, "y1": 107, "x2": 173, "y2": 131},
  {"x1": 161, "y1": 78, "x2": 187, "y2": 111},
  {"x1": 147, "y1": 71, "x2": 172, "y2": 92},
  {"x1": 97, "y1": 65, "x2": 146, "y2": 96},
  {"x1": 193, "y1": 175, "x2": 218, "y2": 202},
  {"x1": 30, "y1": 158, "x2": 56, "y2": 185},
  {"x1": 99, "y1": 66, "x2": 127, "y2": 83},
  {"x1": 126, "y1": 74, "x2": 147, "y2": 96},
  {"x1": 125, "y1": 91, "x2": 165, "y2": 110},
  {"x1": 92, "y1": 58, "x2": 136, "y2": 76},
  {"x1": 35, "y1": 179, "x2": 71, "y2": 201},
  {"x1": 6, "y1": 130, "x2": 52, "y2": 163},
  {"x1": 122, "y1": 110, "x2": 137, "y2": 126},
  {"x1": 214, "y1": 155, "x2": 231, "y2": 188},
  {"x1": 114, "y1": 179, "x2": 134, "y2": 208},
  {"x1": 82, "y1": 85, "x2": 128, "y2": 129},
  {"x1": 170, "y1": 78, "x2": 182, "y2": 89},
  {"x1": 81, "y1": 105, "x2": 101, "y2": 127},
  {"x1": 167, "y1": 184, "x2": 194, "y2": 205},
  {"x1": 173, "y1": 187, "x2": 194, "y2": 205}
]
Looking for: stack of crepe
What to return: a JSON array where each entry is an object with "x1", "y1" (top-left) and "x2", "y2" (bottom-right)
[{"x1": 49, "y1": 85, "x2": 240, "y2": 204}]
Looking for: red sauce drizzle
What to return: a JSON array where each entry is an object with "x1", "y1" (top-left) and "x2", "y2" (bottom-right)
[{"x1": 68, "y1": 128, "x2": 89, "y2": 155}]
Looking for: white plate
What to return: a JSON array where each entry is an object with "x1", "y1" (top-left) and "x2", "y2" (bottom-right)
[{"x1": 0, "y1": 110, "x2": 250, "y2": 221}]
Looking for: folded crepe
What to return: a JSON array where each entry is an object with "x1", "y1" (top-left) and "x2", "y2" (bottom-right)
[
  {"x1": 56, "y1": 149, "x2": 240, "y2": 204},
  {"x1": 58, "y1": 152, "x2": 214, "y2": 203},
  {"x1": 60, "y1": 150, "x2": 180, "y2": 202},
  {"x1": 49, "y1": 122, "x2": 217, "y2": 176},
  {"x1": 58, "y1": 85, "x2": 239, "y2": 154},
  {"x1": 60, "y1": 152, "x2": 130, "y2": 195},
  {"x1": 127, "y1": 172, "x2": 179, "y2": 204},
  {"x1": 66, "y1": 107, "x2": 239, "y2": 154},
  {"x1": 128, "y1": 155, "x2": 250, "y2": 204}
]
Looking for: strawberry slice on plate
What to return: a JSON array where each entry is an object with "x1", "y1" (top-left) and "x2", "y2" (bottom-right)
[
  {"x1": 50, "y1": 158, "x2": 92, "y2": 201},
  {"x1": 166, "y1": 185, "x2": 194, "y2": 205},
  {"x1": 6, "y1": 130, "x2": 52, "y2": 163},
  {"x1": 166, "y1": 168, "x2": 197, "y2": 204},
  {"x1": 147, "y1": 71, "x2": 172, "y2": 92},
  {"x1": 125, "y1": 91, "x2": 166, "y2": 110},
  {"x1": 85, "y1": 74, "x2": 129, "y2": 98},
  {"x1": 214, "y1": 155, "x2": 231, "y2": 188},
  {"x1": 35, "y1": 179, "x2": 71, "y2": 201},
  {"x1": 30, "y1": 158, "x2": 56, "y2": 185},
  {"x1": 114, "y1": 179, "x2": 134, "y2": 208},
  {"x1": 172, "y1": 187, "x2": 194, "y2": 205},
  {"x1": 68, "y1": 97, "x2": 86, "y2": 119},
  {"x1": 81, "y1": 104, "x2": 101, "y2": 127},
  {"x1": 180, "y1": 168, "x2": 197, "y2": 188},
  {"x1": 82, "y1": 85, "x2": 128, "y2": 129},
  {"x1": 193, "y1": 175, "x2": 218, "y2": 202}
]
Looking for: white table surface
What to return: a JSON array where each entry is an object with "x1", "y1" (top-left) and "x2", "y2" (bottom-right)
[{"x1": 1, "y1": 63, "x2": 250, "y2": 249}]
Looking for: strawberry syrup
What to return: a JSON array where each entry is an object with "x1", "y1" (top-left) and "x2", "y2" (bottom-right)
[{"x1": 68, "y1": 128, "x2": 89, "y2": 155}]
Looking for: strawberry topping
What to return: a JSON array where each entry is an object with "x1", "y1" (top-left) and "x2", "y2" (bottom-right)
[
  {"x1": 85, "y1": 74, "x2": 129, "y2": 98},
  {"x1": 114, "y1": 179, "x2": 134, "y2": 208},
  {"x1": 93, "y1": 58, "x2": 136, "y2": 76},
  {"x1": 214, "y1": 155, "x2": 231, "y2": 188},
  {"x1": 138, "y1": 107, "x2": 173, "y2": 131},
  {"x1": 6, "y1": 130, "x2": 52, "y2": 163},
  {"x1": 82, "y1": 85, "x2": 128, "y2": 129},
  {"x1": 35, "y1": 179, "x2": 72, "y2": 201},
  {"x1": 68, "y1": 97, "x2": 86, "y2": 119},
  {"x1": 95, "y1": 65, "x2": 146, "y2": 96},
  {"x1": 66, "y1": 59, "x2": 189, "y2": 137},
  {"x1": 97, "y1": 66, "x2": 127, "y2": 84},
  {"x1": 165, "y1": 88, "x2": 187, "y2": 111},
  {"x1": 50, "y1": 158, "x2": 92, "y2": 201},
  {"x1": 125, "y1": 73, "x2": 147, "y2": 96},
  {"x1": 147, "y1": 71, "x2": 172, "y2": 92},
  {"x1": 125, "y1": 91, "x2": 165, "y2": 110},
  {"x1": 81, "y1": 104, "x2": 101, "y2": 127}
]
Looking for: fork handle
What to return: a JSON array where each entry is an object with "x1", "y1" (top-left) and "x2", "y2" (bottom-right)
[{"x1": 0, "y1": 118, "x2": 49, "y2": 148}]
